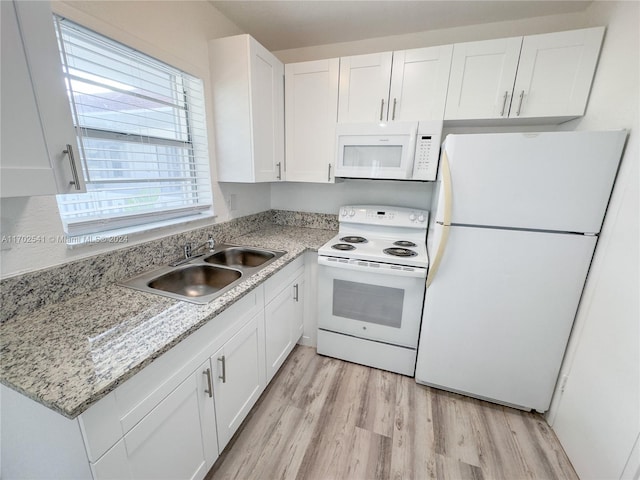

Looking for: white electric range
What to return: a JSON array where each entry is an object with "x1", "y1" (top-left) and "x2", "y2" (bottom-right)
[{"x1": 317, "y1": 205, "x2": 429, "y2": 376}]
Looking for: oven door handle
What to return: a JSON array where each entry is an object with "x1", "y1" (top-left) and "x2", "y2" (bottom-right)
[{"x1": 318, "y1": 256, "x2": 427, "y2": 278}]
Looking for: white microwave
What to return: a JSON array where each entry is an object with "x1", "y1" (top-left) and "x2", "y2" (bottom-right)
[{"x1": 334, "y1": 121, "x2": 442, "y2": 180}]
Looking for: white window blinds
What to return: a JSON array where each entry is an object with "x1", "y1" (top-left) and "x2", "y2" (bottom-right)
[{"x1": 54, "y1": 16, "x2": 213, "y2": 236}]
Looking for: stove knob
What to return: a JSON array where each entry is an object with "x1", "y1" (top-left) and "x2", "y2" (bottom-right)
[
  {"x1": 409, "y1": 213, "x2": 416, "y2": 221},
  {"x1": 349, "y1": 209, "x2": 355, "y2": 217},
  {"x1": 341, "y1": 209, "x2": 348, "y2": 216},
  {"x1": 418, "y1": 214, "x2": 426, "y2": 222}
]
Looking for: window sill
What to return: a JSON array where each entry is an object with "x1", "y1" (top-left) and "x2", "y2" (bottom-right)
[{"x1": 64, "y1": 212, "x2": 215, "y2": 249}]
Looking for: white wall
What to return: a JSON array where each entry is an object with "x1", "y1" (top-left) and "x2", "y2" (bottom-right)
[
  {"x1": 271, "y1": 180, "x2": 432, "y2": 214},
  {"x1": 546, "y1": 2, "x2": 640, "y2": 479},
  {"x1": 273, "y1": 11, "x2": 588, "y2": 63},
  {"x1": 0, "y1": 1, "x2": 271, "y2": 278}
]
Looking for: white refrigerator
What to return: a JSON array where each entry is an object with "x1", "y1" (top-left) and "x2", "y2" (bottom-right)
[{"x1": 415, "y1": 130, "x2": 627, "y2": 412}]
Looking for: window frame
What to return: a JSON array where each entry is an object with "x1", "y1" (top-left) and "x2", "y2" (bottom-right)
[{"x1": 53, "y1": 15, "x2": 214, "y2": 241}]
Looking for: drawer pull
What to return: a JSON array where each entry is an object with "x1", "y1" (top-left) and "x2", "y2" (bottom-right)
[
  {"x1": 203, "y1": 368, "x2": 213, "y2": 398},
  {"x1": 218, "y1": 355, "x2": 226, "y2": 383}
]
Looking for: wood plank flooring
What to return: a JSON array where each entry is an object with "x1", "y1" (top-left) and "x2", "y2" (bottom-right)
[{"x1": 206, "y1": 346, "x2": 577, "y2": 480}]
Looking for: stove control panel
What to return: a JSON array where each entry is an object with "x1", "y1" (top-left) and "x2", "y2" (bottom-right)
[{"x1": 339, "y1": 205, "x2": 429, "y2": 228}]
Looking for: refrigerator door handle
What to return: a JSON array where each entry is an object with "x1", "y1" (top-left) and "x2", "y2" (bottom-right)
[
  {"x1": 426, "y1": 223, "x2": 450, "y2": 288},
  {"x1": 426, "y1": 150, "x2": 453, "y2": 288}
]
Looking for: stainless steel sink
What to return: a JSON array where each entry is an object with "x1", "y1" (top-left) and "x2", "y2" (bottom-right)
[
  {"x1": 204, "y1": 247, "x2": 275, "y2": 268},
  {"x1": 120, "y1": 244, "x2": 286, "y2": 304},
  {"x1": 148, "y1": 265, "x2": 241, "y2": 298}
]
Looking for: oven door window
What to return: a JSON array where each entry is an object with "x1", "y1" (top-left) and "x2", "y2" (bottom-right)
[{"x1": 332, "y1": 279, "x2": 404, "y2": 328}]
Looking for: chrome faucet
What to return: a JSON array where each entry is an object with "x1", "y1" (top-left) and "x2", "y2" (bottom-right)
[
  {"x1": 185, "y1": 234, "x2": 215, "y2": 258},
  {"x1": 170, "y1": 234, "x2": 215, "y2": 267}
]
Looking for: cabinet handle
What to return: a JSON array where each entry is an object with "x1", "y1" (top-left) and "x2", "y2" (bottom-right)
[
  {"x1": 203, "y1": 368, "x2": 213, "y2": 398},
  {"x1": 327, "y1": 164, "x2": 332, "y2": 182},
  {"x1": 218, "y1": 355, "x2": 226, "y2": 383},
  {"x1": 392, "y1": 98, "x2": 397, "y2": 121},
  {"x1": 500, "y1": 91, "x2": 509, "y2": 117},
  {"x1": 276, "y1": 162, "x2": 282, "y2": 180},
  {"x1": 516, "y1": 90, "x2": 525, "y2": 116},
  {"x1": 63, "y1": 144, "x2": 82, "y2": 191},
  {"x1": 293, "y1": 283, "x2": 299, "y2": 302},
  {"x1": 379, "y1": 98, "x2": 385, "y2": 121}
]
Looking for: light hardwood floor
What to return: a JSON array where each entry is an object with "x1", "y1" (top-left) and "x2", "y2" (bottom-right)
[{"x1": 206, "y1": 345, "x2": 577, "y2": 480}]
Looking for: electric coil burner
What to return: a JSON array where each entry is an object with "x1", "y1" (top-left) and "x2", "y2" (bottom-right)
[
  {"x1": 331, "y1": 243, "x2": 356, "y2": 251},
  {"x1": 317, "y1": 205, "x2": 430, "y2": 377},
  {"x1": 340, "y1": 236, "x2": 368, "y2": 244},
  {"x1": 384, "y1": 247, "x2": 418, "y2": 257},
  {"x1": 394, "y1": 240, "x2": 417, "y2": 247}
]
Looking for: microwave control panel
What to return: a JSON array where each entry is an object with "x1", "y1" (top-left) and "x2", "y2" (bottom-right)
[{"x1": 412, "y1": 130, "x2": 441, "y2": 181}]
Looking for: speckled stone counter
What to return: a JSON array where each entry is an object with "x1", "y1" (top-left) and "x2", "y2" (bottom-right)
[{"x1": 0, "y1": 225, "x2": 335, "y2": 419}]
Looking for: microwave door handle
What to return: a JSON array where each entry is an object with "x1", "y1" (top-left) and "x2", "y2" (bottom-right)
[{"x1": 426, "y1": 150, "x2": 453, "y2": 288}]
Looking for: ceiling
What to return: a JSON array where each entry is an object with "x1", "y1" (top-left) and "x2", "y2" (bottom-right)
[{"x1": 210, "y1": 1, "x2": 593, "y2": 51}]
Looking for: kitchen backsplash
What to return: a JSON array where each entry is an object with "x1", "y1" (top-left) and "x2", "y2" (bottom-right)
[
  {"x1": 0, "y1": 210, "x2": 337, "y2": 323},
  {"x1": 272, "y1": 210, "x2": 338, "y2": 230}
]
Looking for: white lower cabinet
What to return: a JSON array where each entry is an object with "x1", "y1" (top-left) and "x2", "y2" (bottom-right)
[
  {"x1": 265, "y1": 282, "x2": 296, "y2": 382},
  {"x1": 211, "y1": 311, "x2": 266, "y2": 450},
  {"x1": 293, "y1": 272, "x2": 305, "y2": 341},
  {"x1": 91, "y1": 361, "x2": 217, "y2": 480},
  {"x1": 1, "y1": 256, "x2": 309, "y2": 479},
  {"x1": 265, "y1": 259, "x2": 305, "y2": 383}
]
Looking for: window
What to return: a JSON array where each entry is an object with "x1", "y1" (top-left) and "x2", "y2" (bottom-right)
[{"x1": 53, "y1": 16, "x2": 213, "y2": 238}]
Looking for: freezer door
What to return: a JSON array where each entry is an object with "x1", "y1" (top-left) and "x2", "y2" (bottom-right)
[
  {"x1": 436, "y1": 130, "x2": 626, "y2": 233},
  {"x1": 417, "y1": 225, "x2": 596, "y2": 412}
]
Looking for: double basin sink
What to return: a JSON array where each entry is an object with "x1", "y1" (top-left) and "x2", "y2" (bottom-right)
[{"x1": 121, "y1": 244, "x2": 286, "y2": 304}]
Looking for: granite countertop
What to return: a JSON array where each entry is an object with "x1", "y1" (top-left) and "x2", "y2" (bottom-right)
[{"x1": 0, "y1": 225, "x2": 335, "y2": 419}]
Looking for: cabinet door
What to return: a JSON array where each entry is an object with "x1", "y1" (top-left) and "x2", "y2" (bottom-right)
[
  {"x1": 265, "y1": 281, "x2": 296, "y2": 382},
  {"x1": 338, "y1": 52, "x2": 393, "y2": 123},
  {"x1": 91, "y1": 440, "x2": 131, "y2": 480},
  {"x1": 511, "y1": 27, "x2": 604, "y2": 119},
  {"x1": 285, "y1": 59, "x2": 339, "y2": 183},
  {"x1": 211, "y1": 312, "x2": 266, "y2": 451},
  {"x1": 389, "y1": 45, "x2": 453, "y2": 121},
  {"x1": 250, "y1": 37, "x2": 285, "y2": 182},
  {"x1": 444, "y1": 37, "x2": 522, "y2": 120},
  {"x1": 121, "y1": 361, "x2": 217, "y2": 480},
  {"x1": 1, "y1": 0, "x2": 84, "y2": 197},
  {"x1": 292, "y1": 273, "x2": 305, "y2": 342}
]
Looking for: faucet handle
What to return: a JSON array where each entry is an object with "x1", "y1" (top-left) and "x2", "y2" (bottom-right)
[
  {"x1": 207, "y1": 234, "x2": 215, "y2": 251},
  {"x1": 183, "y1": 242, "x2": 192, "y2": 259}
]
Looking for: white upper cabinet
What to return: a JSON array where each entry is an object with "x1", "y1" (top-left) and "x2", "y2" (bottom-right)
[
  {"x1": 338, "y1": 52, "x2": 393, "y2": 123},
  {"x1": 512, "y1": 27, "x2": 605, "y2": 119},
  {"x1": 444, "y1": 37, "x2": 523, "y2": 120},
  {"x1": 388, "y1": 45, "x2": 453, "y2": 122},
  {"x1": 445, "y1": 27, "x2": 604, "y2": 122},
  {"x1": 338, "y1": 46, "x2": 453, "y2": 123},
  {"x1": 284, "y1": 59, "x2": 339, "y2": 183},
  {"x1": 209, "y1": 34, "x2": 284, "y2": 182},
  {"x1": 1, "y1": 0, "x2": 85, "y2": 198}
]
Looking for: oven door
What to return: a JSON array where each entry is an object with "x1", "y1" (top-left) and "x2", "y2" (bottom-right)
[{"x1": 317, "y1": 256, "x2": 426, "y2": 348}]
